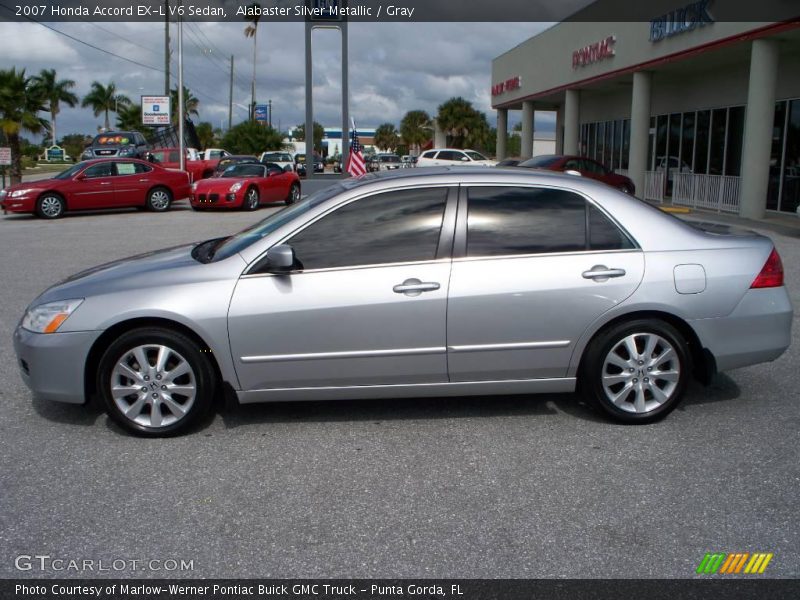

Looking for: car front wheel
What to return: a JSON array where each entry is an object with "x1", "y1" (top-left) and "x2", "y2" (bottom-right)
[
  {"x1": 244, "y1": 187, "x2": 259, "y2": 211},
  {"x1": 286, "y1": 183, "x2": 300, "y2": 205},
  {"x1": 97, "y1": 328, "x2": 216, "y2": 436},
  {"x1": 581, "y1": 319, "x2": 689, "y2": 423},
  {"x1": 37, "y1": 193, "x2": 66, "y2": 219}
]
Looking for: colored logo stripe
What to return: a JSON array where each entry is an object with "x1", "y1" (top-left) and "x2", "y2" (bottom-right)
[{"x1": 696, "y1": 553, "x2": 773, "y2": 574}]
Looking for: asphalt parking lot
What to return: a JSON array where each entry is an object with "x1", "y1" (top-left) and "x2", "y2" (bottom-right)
[{"x1": 0, "y1": 197, "x2": 798, "y2": 579}]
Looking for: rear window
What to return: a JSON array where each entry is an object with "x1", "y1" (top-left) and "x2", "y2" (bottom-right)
[
  {"x1": 518, "y1": 155, "x2": 561, "y2": 168},
  {"x1": 421, "y1": 151, "x2": 437, "y2": 159}
]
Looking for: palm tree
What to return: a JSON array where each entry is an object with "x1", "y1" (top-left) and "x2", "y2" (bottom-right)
[
  {"x1": 81, "y1": 81, "x2": 130, "y2": 131},
  {"x1": 400, "y1": 110, "x2": 431, "y2": 155},
  {"x1": 436, "y1": 97, "x2": 481, "y2": 149},
  {"x1": 0, "y1": 68, "x2": 48, "y2": 183},
  {"x1": 293, "y1": 121, "x2": 324, "y2": 152},
  {"x1": 32, "y1": 69, "x2": 78, "y2": 146},
  {"x1": 195, "y1": 121, "x2": 216, "y2": 149},
  {"x1": 170, "y1": 85, "x2": 199, "y2": 124},
  {"x1": 374, "y1": 123, "x2": 399, "y2": 152},
  {"x1": 243, "y1": 3, "x2": 262, "y2": 120},
  {"x1": 115, "y1": 104, "x2": 143, "y2": 131}
]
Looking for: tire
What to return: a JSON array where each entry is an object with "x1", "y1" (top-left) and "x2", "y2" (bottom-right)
[
  {"x1": 36, "y1": 193, "x2": 66, "y2": 219},
  {"x1": 243, "y1": 187, "x2": 259, "y2": 211},
  {"x1": 580, "y1": 319, "x2": 689, "y2": 424},
  {"x1": 146, "y1": 187, "x2": 172, "y2": 212},
  {"x1": 286, "y1": 183, "x2": 300, "y2": 205},
  {"x1": 97, "y1": 327, "x2": 216, "y2": 437}
]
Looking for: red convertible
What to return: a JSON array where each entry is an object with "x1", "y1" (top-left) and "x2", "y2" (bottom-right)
[
  {"x1": 191, "y1": 162, "x2": 301, "y2": 210},
  {"x1": 0, "y1": 159, "x2": 191, "y2": 219}
]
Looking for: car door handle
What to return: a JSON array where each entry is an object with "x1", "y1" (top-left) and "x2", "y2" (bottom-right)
[
  {"x1": 582, "y1": 265, "x2": 626, "y2": 281},
  {"x1": 393, "y1": 279, "x2": 440, "y2": 296},
  {"x1": 99, "y1": 182, "x2": 112, "y2": 185},
  {"x1": 138, "y1": 178, "x2": 149, "y2": 182}
]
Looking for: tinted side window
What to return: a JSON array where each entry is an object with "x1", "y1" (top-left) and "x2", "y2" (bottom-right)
[
  {"x1": 287, "y1": 188, "x2": 448, "y2": 270},
  {"x1": 466, "y1": 187, "x2": 586, "y2": 257},
  {"x1": 421, "y1": 151, "x2": 436, "y2": 159},
  {"x1": 83, "y1": 163, "x2": 114, "y2": 178},
  {"x1": 588, "y1": 204, "x2": 635, "y2": 250},
  {"x1": 437, "y1": 151, "x2": 460, "y2": 161},
  {"x1": 134, "y1": 162, "x2": 152, "y2": 174}
]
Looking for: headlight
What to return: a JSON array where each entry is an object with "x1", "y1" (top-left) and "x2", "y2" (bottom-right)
[
  {"x1": 81, "y1": 150, "x2": 92, "y2": 159},
  {"x1": 191, "y1": 182, "x2": 197, "y2": 192},
  {"x1": 0, "y1": 189, "x2": 7, "y2": 199},
  {"x1": 229, "y1": 182, "x2": 243, "y2": 193},
  {"x1": 118, "y1": 147, "x2": 135, "y2": 157},
  {"x1": 22, "y1": 299, "x2": 84, "y2": 334},
  {"x1": 10, "y1": 189, "x2": 35, "y2": 198}
]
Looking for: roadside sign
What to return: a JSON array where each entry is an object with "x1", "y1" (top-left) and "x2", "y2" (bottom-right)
[
  {"x1": 45, "y1": 145, "x2": 64, "y2": 162},
  {"x1": 141, "y1": 95, "x2": 171, "y2": 126},
  {"x1": 0, "y1": 147, "x2": 10, "y2": 166},
  {"x1": 254, "y1": 104, "x2": 269, "y2": 124}
]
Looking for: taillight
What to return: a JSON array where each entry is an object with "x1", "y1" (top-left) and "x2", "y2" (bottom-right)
[{"x1": 751, "y1": 248, "x2": 784, "y2": 288}]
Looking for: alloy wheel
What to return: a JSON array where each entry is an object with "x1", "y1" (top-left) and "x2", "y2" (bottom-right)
[
  {"x1": 148, "y1": 189, "x2": 170, "y2": 211},
  {"x1": 600, "y1": 332, "x2": 680, "y2": 414},
  {"x1": 110, "y1": 344, "x2": 197, "y2": 429},
  {"x1": 39, "y1": 195, "x2": 64, "y2": 218}
]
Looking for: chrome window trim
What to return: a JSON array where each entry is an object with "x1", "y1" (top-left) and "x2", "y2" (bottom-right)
[
  {"x1": 452, "y1": 248, "x2": 641, "y2": 264},
  {"x1": 241, "y1": 258, "x2": 451, "y2": 279},
  {"x1": 448, "y1": 341, "x2": 571, "y2": 353}
]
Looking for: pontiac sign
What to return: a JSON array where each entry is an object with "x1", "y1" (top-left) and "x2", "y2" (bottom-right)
[
  {"x1": 650, "y1": 0, "x2": 715, "y2": 42},
  {"x1": 573, "y1": 35, "x2": 616, "y2": 69}
]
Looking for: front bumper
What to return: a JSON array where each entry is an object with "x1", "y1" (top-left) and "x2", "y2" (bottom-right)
[
  {"x1": 690, "y1": 287, "x2": 793, "y2": 372},
  {"x1": 13, "y1": 326, "x2": 102, "y2": 404},
  {"x1": 1, "y1": 195, "x2": 35, "y2": 213}
]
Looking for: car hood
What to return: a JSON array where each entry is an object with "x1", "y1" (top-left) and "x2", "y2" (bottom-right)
[
  {"x1": 4, "y1": 178, "x2": 58, "y2": 192},
  {"x1": 196, "y1": 177, "x2": 246, "y2": 189},
  {"x1": 34, "y1": 243, "x2": 204, "y2": 305}
]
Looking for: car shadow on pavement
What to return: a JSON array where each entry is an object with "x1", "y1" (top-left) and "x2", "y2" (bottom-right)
[
  {"x1": 679, "y1": 374, "x2": 741, "y2": 409},
  {"x1": 31, "y1": 394, "x2": 105, "y2": 427},
  {"x1": 217, "y1": 392, "x2": 609, "y2": 430}
]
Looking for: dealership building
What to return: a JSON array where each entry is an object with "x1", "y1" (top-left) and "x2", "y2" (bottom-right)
[{"x1": 491, "y1": 1, "x2": 800, "y2": 217}]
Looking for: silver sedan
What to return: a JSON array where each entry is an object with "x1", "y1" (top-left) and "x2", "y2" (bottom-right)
[{"x1": 13, "y1": 168, "x2": 793, "y2": 436}]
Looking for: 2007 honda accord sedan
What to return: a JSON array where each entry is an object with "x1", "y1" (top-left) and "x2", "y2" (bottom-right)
[{"x1": 13, "y1": 168, "x2": 793, "y2": 436}]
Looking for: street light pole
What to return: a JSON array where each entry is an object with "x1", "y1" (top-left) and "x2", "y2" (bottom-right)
[{"x1": 178, "y1": 1, "x2": 185, "y2": 172}]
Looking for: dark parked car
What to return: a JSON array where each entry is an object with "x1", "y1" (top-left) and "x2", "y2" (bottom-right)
[
  {"x1": 517, "y1": 155, "x2": 636, "y2": 195},
  {"x1": 81, "y1": 131, "x2": 150, "y2": 160},
  {"x1": 294, "y1": 153, "x2": 324, "y2": 176},
  {"x1": 496, "y1": 158, "x2": 521, "y2": 167}
]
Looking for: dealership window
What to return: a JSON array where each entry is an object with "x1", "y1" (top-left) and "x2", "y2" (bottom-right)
[
  {"x1": 621, "y1": 120, "x2": 631, "y2": 170},
  {"x1": 579, "y1": 119, "x2": 631, "y2": 171},
  {"x1": 681, "y1": 113, "x2": 695, "y2": 172},
  {"x1": 767, "y1": 101, "x2": 787, "y2": 211},
  {"x1": 694, "y1": 110, "x2": 710, "y2": 174},
  {"x1": 709, "y1": 108, "x2": 727, "y2": 175},
  {"x1": 725, "y1": 107, "x2": 745, "y2": 176},
  {"x1": 781, "y1": 99, "x2": 800, "y2": 214}
]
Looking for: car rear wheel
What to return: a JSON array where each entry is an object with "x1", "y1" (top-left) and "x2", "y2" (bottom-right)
[
  {"x1": 286, "y1": 183, "x2": 300, "y2": 205},
  {"x1": 146, "y1": 187, "x2": 172, "y2": 212},
  {"x1": 97, "y1": 327, "x2": 216, "y2": 436},
  {"x1": 581, "y1": 319, "x2": 689, "y2": 423},
  {"x1": 244, "y1": 187, "x2": 259, "y2": 211},
  {"x1": 36, "y1": 193, "x2": 66, "y2": 219}
]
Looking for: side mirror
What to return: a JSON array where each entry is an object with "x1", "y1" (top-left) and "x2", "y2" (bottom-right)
[
  {"x1": 564, "y1": 169, "x2": 582, "y2": 177},
  {"x1": 461, "y1": 156, "x2": 470, "y2": 161},
  {"x1": 266, "y1": 244, "x2": 297, "y2": 272}
]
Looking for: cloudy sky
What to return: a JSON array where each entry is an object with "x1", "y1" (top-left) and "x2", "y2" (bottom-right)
[{"x1": 0, "y1": 20, "x2": 555, "y2": 139}]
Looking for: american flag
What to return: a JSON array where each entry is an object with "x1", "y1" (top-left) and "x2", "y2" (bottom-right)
[{"x1": 346, "y1": 122, "x2": 367, "y2": 177}]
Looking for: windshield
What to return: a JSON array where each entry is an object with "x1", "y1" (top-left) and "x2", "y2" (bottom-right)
[
  {"x1": 380, "y1": 155, "x2": 400, "y2": 162},
  {"x1": 53, "y1": 163, "x2": 86, "y2": 180},
  {"x1": 465, "y1": 151, "x2": 488, "y2": 161},
  {"x1": 222, "y1": 164, "x2": 265, "y2": 178},
  {"x1": 93, "y1": 134, "x2": 132, "y2": 146},
  {"x1": 518, "y1": 155, "x2": 561, "y2": 168},
  {"x1": 208, "y1": 184, "x2": 345, "y2": 262}
]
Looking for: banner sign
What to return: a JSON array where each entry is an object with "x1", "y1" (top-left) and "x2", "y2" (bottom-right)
[{"x1": 141, "y1": 95, "x2": 170, "y2": 125}]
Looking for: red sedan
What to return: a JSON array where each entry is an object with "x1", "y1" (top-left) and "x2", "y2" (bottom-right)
[
  {"x1": 191, "y1": 162, "x2": 301, "y2": 211},
  {"x1": 517, "y1": 155, "x2": 636, "y2": 195},
  {"x1": 0, "y1": 159, "x2": 191, "y2": 219}
]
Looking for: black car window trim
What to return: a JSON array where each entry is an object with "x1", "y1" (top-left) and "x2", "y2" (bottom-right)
[
  {"x1": 244, "y1": 184, "x2": 458, "y2": 277},
  {"x1": 82, "y1": 163, "x2": 116, "y2": 178},
  {"x1": 454, "y1": 183, "x2": 640, "y2": 261}
]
